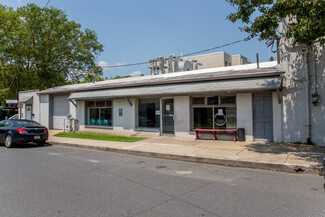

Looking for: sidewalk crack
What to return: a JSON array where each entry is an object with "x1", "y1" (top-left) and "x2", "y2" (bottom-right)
[
  {"x1": 235, "y1": 148, "x2": 245, "y2": 155},
  {"x1": 284, "y1": 153, "x2": 289, "y2": 163}
]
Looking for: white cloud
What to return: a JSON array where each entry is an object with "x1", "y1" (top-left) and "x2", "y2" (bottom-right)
[
  {"x1": 129, "y1": 71, "x2": 143, "y2": 77},
  {"x1": 98, "y1": 61, "x2": 126, "y2": 69},
  {"x1": 98, "y1": 61, "x2": 109, "y2": 68}
]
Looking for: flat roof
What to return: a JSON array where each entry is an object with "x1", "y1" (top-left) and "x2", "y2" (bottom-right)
[{"x1": 39, "y1": 61, "x2": 283, "y2": 95}]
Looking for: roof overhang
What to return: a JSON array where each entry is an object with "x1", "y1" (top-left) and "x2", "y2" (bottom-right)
[
  {"x1": 18, "y1": 95, "x2": 33, "y2": 104},
  {"x1": 69, "y1": 76, "x2": 282, "y2": 100}
]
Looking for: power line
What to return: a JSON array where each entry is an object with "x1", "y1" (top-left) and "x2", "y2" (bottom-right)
[
  {"x1": 44, "y1": 0, "x2": 51, "y2": 8},
  {"x1": 103, "y1": 38, "x2": 249, "y2": 68},
  {"x1": 182, "y1": 38, "x2": 248, "y2": 57}
]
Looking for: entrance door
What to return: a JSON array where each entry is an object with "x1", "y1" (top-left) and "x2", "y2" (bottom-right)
[
  {"x1": 26, "y1": 105, "x2": 32, "y2": 120},
  {"x1": 253, "y1": 93, "x2": 273, "y2": 141},
  {"x1": 162, "y1": 99, "x2": 174, "y2": 134}
]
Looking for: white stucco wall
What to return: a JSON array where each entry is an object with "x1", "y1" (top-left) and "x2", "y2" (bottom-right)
[
  {"x1": 279, "y1": 20, "x2": 325, "y2": 146},
  {"x1": 39, "y1": 94, "x2": 50, "y2": 128},
  {"x1": 310, "y1": 45, "x2": 325, "y2": 146},
  {"x1": 174, "y1": 96, "x2": 193, "y2": 138},
  {"x1": 112, "y1": 98, "x2": 136, "y2": 130},
  {"x1": 21, "y1": 103, "x2": 26, "y2": 119},
  {"x1": 69, "y1": 93, "x2": 77, "y2": 119},
  {"x1": 18, "y1": 90, "x2": 39, "y2": 121},
  {"x1": 272, "y1": 92, "x2": 282, "y2": 142},
  {"x1": 236, "y1": 93, "x2": 253, "y2": 141},
  {"x1": 32, "y1": 93, "x2": 40, "y2": 122}
]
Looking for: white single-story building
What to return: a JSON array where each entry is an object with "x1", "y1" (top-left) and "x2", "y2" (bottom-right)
[
  {"x1": 19, "y1": 61, "x2": 285, "y2": 142},
  {"x1": 18, "y1": 17, "x2": 325, "y2": 146}
]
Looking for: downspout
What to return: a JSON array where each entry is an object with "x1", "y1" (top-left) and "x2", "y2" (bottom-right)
[
  {"x1": 305, "y1": 47, "x2": 312, "y2": 144},
  {"x1": 313, "y1": 45, "x2": 318, "y2": 94}
]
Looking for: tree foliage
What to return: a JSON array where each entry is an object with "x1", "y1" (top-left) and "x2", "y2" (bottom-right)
[
  {"x1": 81, "y1": 74, "x2": 105, "y2": 83},
  {"x1": 226, "y1": 0, "x2": 325, "y2": 46},
  {"x1": 0, "y1": 3, "x2": 104, "y2": 99}
]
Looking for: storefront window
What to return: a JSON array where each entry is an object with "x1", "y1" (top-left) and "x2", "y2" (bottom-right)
[
  {"x1": 193, "y1": 108, "x2": 213, "y2": 129},
  {"x1": 192, "y1": 96, "x2": 236, "y2": 130},
  {"x1": 138, "y1": 98, "x2": 160, "y2": 128},
  {"x1": 207, "y1": 96, "x2": 219, "y2": 105},
  {"x1": 220, "y1": 96, "x2": 236, "y2": 104},
  {"x1": 87, "y1": 101, "x2": 112, "y2": 126},
  {"x1": 192, "y1": 97, "x2": 205, "y2": 105}
]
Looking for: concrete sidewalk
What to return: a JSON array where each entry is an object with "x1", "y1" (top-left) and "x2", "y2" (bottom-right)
[{"x1": 48, "y1": 130, "x2": 325, "y2": 175}]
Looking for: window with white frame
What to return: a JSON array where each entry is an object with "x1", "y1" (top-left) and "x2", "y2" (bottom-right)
[
  {"x1": 87, "y1": 101, "x2": 112, "y2": 126},
  {"x1": 192, "y1": 96, "x2": 236, "y2": 130}
]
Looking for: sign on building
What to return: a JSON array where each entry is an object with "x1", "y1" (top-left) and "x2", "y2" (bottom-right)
[{"x1": 6, "y1": 99, "x2": 18, "y2": 104}]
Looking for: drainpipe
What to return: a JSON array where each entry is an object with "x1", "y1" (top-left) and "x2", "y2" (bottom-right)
[
  {"x1": 313, "y1": 45, "x2": 318, "y2": 94},
  {"x1": 305, "y1": 46, "x2": 312, "y2": 144}
]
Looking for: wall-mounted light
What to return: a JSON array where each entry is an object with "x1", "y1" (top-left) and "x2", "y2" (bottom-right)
[{"x1": 311, "y1": 92, "x2": 320, "y2": 106}]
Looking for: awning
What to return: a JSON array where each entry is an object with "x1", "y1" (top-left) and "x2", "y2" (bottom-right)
[
  {"x1": 19, "y1": 95, "x2": 33, "y2": 103},
  {"x1": 69, "y1": 77, "x2": 282, "y2": 100}
]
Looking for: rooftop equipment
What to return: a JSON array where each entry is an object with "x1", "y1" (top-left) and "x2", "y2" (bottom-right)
[{"x1": 149, "y1": 55, "x2": 202, "y2": 75}]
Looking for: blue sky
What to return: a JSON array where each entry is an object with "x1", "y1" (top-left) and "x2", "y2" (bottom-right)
[{"x1": 2, "y1": 0, "x2": 275, "y2": 78}]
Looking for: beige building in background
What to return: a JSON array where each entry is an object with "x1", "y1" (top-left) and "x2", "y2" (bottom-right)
[{"x1": 183, "y1": 52, "x2": 249, "y2": 69}]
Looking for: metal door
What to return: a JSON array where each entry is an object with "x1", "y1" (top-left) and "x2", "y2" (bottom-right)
[
  {"x1": 253, "y1": 93, "x2": 273, "y2": 141},
  {"x1": 162, "y1": 99, "x2": 174, "y2": 134},
  {"x1": 52, "y1": 94, "x2": 70, "y2": 129}
]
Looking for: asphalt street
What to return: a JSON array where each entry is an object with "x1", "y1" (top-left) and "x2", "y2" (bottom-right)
[{"x1": 0, "y1": 143, "x2": 324, "y2": 217}]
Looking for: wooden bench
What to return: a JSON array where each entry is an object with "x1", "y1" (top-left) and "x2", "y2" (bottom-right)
[{"x1": 194, "y1": 129, "x2": 238, "y2": 142}]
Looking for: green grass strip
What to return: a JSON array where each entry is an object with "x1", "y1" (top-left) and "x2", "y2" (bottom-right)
[{"x1": 54, "y1": 132, "x2": 146, "y2": 142}]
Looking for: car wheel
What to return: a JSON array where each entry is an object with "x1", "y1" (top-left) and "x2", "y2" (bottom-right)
[
  {"x1": 37, "y1": 141, "x2": 45, "y2": 146},
  {"x1": 5, "y1": 135, "x2": 14, "y2": 148}
]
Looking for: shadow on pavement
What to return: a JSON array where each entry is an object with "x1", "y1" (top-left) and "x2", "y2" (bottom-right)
[
  {"x1": 246, "y1": 142, "x2": 325, "y2": 163},
  {"x1": 1, "y1": 143, "x2": 52, "y2": 149}
]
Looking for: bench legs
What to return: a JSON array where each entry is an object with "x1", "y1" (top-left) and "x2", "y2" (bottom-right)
[
  {"x1": 209, "y1": 131, "x2": 217, "y2": 141},
  {"x1": 195, "y1": 130, "x2": 237, "y2": 142}
]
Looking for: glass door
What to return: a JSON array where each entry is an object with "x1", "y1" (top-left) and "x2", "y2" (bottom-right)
[{"x1": 162, "y1": 98, "x2": 174, "y2": 134}]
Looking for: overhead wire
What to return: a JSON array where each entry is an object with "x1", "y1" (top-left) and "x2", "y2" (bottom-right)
[
  {"x1": 44, "y1": 0, "x2": 51, "y2": 8},
  {"x1": 102, "y1": 38, "x2": 249, "y2": 68}
]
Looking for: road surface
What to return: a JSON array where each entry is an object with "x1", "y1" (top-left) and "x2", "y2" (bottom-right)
[{"x1": 0, "y1": 144, "x2": 324, "y2": 217}]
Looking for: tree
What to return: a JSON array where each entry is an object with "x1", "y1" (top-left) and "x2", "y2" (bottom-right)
[
  {"x1": 0, "y1": 3, "x2": 104, "y2": 99},
  {"x1": 112, "y1": 75, "x2": 122, "y2": 80},
  {"x1": 82, "y1": 74, "x2": 105, "y2": 83},
  {"x1": 226, "y1": 0, "x2": 325, "y2": 46},
  {"x1": 269, "y1": 56, "x2": 274, "y2": 61}
]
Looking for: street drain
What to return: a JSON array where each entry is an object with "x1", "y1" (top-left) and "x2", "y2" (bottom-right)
[{"x1": 295, "y1": 168, "x2": 305, "y2": 173}]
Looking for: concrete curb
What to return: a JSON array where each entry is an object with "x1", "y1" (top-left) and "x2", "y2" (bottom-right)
[{"x1": 49, "y1": 142, "x2": 324, "y2": 176}]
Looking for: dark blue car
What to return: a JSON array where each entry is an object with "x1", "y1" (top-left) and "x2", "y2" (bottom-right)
[{"x1": 0, "y1": 120, "x2": 48, "y2": 148}]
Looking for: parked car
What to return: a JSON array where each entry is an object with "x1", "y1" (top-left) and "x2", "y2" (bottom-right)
[
  {"x1": 0, "y1": 120, "x2": 48, "y2": 148},
  {"x1": 9, "y1": 114, "x2": 19, "y2": 120}
]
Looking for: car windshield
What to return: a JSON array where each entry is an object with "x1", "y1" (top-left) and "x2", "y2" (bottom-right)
[
  {"x1": 15, "y1": 120, "x2": 41, "y2": 127},
  {"x1": 9, "y1": 114, "x2": 19, "y2": 119}
]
